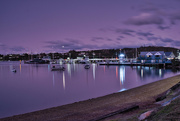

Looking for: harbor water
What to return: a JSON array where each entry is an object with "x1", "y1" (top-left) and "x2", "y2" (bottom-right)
[{"x1": 0, "y1": 61, "x2": 179, "y2": 118}]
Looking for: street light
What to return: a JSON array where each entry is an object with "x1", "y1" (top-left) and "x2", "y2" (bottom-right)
[{"x1": 62, "y1": 46, "x2": 64, "y2": 59}]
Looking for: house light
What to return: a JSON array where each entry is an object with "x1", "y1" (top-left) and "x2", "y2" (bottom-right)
[{"x1": 119, "y1": 54, "x2": 125, "y2": 57}]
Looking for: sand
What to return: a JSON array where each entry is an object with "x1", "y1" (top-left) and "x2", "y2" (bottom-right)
[{"x1": 1, "y1": 74, "x2": 180, "y2": 121}]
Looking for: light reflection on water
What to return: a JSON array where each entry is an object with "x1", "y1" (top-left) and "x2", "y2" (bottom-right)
[{"x1": 0, "y1": 61, "x2": 179, "y2": 118}]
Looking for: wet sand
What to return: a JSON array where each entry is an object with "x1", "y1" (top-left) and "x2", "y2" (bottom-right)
[{"x1": 1, "y1": 74, "x2": 180, "y2": 121}]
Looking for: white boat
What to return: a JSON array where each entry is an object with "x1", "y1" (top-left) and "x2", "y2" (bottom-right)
[
  {"x1": 84, "y1": 64, "x2": 90, "y2": 69},
  {"x1": 11, "y1": 68, "x2": 16, "y2": 72},
  {"x1": 51, "y1": 65, "x2": 65, "y2": 71}
]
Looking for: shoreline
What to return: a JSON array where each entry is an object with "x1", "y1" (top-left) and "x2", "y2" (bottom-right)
[{"x1": 1, "y1": 74, "x2": 180, "y2": 121}]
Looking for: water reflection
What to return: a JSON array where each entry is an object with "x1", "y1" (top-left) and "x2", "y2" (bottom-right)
[
  {"x1": 116, "y1": 66, "x2": 118, "y2": 78},
  {"x1": 53, "y1": 72, "x2": 55, "y2": 86},
  {"x1": 48, "y1": 65, "x2": 51, "y2": 72},
  {"x1": 93, "y1": 64, "x2": 96, "y2": 80},
  {"x1": 134, "y1": 66, "x2": 179, "y2": 79},
  {"x1": 141, "y1": 68, "x2": 143, "y2": 78},
  {"x1": 119, "y1": 88, "x2": 126, "y2": 92},
  {"x1": 119, "y1": 66, "x2": 125, "y2": 85},
  {"x1": 86, "y1": 69, "x2": 89, "y2": 85},
  {"x1": 20, "y1": 64, "x2": 21, "y2": 73},
  {"x1": 0, "y1": 62, "x2": 180, "y2": 118},
  {"x1": 73, "y1": 63, "x2": 76, "y2": 72},
  {"x1": 159, "y1": 69, "x2": 162, "y2": 77},
  {"x1": 63, "y1": 71, "x2": 65, "y2": 90},
  {"x1": 67, "y1": 64, "x2": 71, "y2": 77}
]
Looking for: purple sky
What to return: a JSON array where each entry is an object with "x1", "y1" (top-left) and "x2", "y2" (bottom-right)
[{"x1": 0, "y1": 0, "x2": 180, "y2": 54}]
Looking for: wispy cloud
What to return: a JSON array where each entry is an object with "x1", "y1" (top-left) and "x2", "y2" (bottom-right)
[
  {"x1": 124, "y1": 13, "x2": 164, "y2": 26},
  {"x1": 158, "y1": 25, "x2": 170, "y2": 30},
  {"x1": 173, "y1": 41, "x2": 180, "y2": 46},
  {"x1": 0, "y1": 43, "x2": 6, "y2": 47},
  {"x1": 136, "y1": 32, "x2": 154, "y2": 37},
  {"x1": 10, "y1": 46, "x2": 27, "y2": 52},
  {"x1": 115, "y1": 28, "x2": 135, "y2": 36},
  {"x1": 125, "y1": 2, "x2": 180, "y2": 30},
  {"x1": 91, "y1": 37, "x2": 104, "y2": 42},
  {"x1": 45, "y1": 39, "x2": 83, "y2": 51},
  {"x1": 99, "y1": 27, "x2": 135, "y2": 37},
  {"x1": 159, "y1": 38, "x2": 175, "y2": 43},
  {"x1": 169, "y1": 12, "x2": 180, "y2": 25}
]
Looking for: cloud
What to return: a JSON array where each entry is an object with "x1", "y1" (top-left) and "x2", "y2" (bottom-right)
[
  {"x1": 158, "y1": 25, "x2": 170, "y2": 30},
  {"x1": 10, "y1": 46, "x2": 27, "y2": 52},
  {"x1": 135, "y1": 31, "x2": 177, "y2": 45},
  {"x1": 91, "y1": 37, "x2": 104, "y2": 42},
  {"x1": 173, "y1": 40, "x2": 180, "y2": 46},
  {"x1": 45, "y1": 38, "x2": 134, "y2": 52},
  {"x1": 114, "y1": 28, "x2": 135, "y2": 36},
  {"x1": 136, "y1": 32, "x2": 154, "y2": 37},
  {"x1": 119, "y1": 36, "x2": 125, "y2": 38},
  {"x1": 0, "y1": 44, "x2": 28, "y2": 54},
  {"x1": 141, "y1": 34, "x2": 180, "y2": 48},
  {"x1": 139, "y1": 6, "x2": 159, "y2": 12},
  {"x1": 147, "y1": 36, "x2": 159, "y2": 41},
  {"x1": 99, "y1": 27, "x2": 135, "y2": 36},
  {"x1": 45, "y1": 39, "x2": 102, "y2": 52},
  {"x1": 0, "y1": 43, "x2": 6, "y2": 47},
  {"x1": 116, "y1": 36, "x2": 125, "y2": 41},
  {"x1": 45, "y1": 39, "x2": 82, "y2": 51},
  {"x1": 169, "y1": 12, "x2": 180, "y2": 25},
  {"x1": 138, "y1": 3, "x2": 180, "y2": 26},
  {"x1": 139, "y1": 37, "x2": 144, "y2": 40},
  {"x1": 106, "y1": 38, "x2": 113, "y2": 41},
  {"x1": 159, "y1": 38, "x2": 174, "y2": 43},
  {"x1": 125, "y1": 13, "x2": 164, "y2": 26}
]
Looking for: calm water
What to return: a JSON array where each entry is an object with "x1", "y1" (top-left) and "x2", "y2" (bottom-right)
[{"x1": 0, "y1": 61, "x2": 179, "y2": 118}]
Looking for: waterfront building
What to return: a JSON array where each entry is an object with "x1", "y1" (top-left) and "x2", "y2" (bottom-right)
[
  {"x1": 138, "y1": 51, "x2": 175, "y2": 63},
  {"x1": 177, "y1": 50, "x2": 180, "y2": 60},
  {"x1": 164, "y1": 52, "x2": 175, "y2": 60},
  {"x1": 138, "y1": 51, "x2": 177, "y2": 63},
  {"x1": 138, "y1": 51, "x2": 165, "y2": 63},
  {"x1": 42, "y1": 56, "x2": 51, "y2": 61}
]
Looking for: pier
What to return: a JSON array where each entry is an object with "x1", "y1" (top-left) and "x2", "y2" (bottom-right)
[{"x1": 99, "y1": 62, "x2": 166, "y2": 68}]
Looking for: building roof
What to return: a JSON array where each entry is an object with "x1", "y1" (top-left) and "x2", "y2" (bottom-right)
[
  {"x1": 164, "y1": 52, "x2": 174, "y2": 56},
  {"x1": 140, "y1": 51, "x2": 164, "y2": 56}
]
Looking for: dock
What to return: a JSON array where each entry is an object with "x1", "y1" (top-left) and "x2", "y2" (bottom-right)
[{"x1": 99, "y1": 62, "x2": 169, "y2": 68}]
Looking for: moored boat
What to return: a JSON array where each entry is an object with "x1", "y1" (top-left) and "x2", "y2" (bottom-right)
[
  {"x1": 51, "y1": 65, "x2": 65, "y2": 71},
  {"x1": 11, "y1": 68, "x2": 16, "y2": 72},
  {"x1": 25, "y1": 58, "x2": 50, "y2": 64},
  {"x1": 84, "y1": 64, "x2": 90, "y2": 69}
]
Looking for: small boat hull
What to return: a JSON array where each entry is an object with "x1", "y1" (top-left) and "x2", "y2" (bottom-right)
[
  {"x1": 12, "y1": 69, "x2": 16, "y2": 72},
  {"x1": 84, "y1": 65, "x2": 90, "y2": 69},
  {"x1": 51, "y1": 66, "x2": 65, "y2": 71}
]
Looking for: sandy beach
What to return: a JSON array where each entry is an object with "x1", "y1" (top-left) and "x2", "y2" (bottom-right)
[{"x1": 1, "y1": 74, "x2": 180, "y2": 121}]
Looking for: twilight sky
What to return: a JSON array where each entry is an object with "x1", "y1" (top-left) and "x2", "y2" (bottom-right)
[{"x1": 0, "y1": 0, "x2": 180, "y2": 54}]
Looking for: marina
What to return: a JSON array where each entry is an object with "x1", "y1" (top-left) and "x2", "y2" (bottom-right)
[{"x1": 1, "y1": 0, "x2": 180, "y2": 120}]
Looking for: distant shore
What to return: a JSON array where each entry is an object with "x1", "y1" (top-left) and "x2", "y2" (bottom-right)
[{"x1": 1, "y1": 74, "x2": 180, "y2": 121}]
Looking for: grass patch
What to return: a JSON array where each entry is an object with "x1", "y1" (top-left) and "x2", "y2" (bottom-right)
[
  {"x1": 147, "y1": 98, "x2": 180, "y2": 121},
  {"x1": 126, "y1": 116, "x2": 139, "y2": 121}
]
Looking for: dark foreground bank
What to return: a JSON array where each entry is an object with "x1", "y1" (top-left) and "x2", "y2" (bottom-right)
[{"x1": 1, "y1": 75, "x2": 180, "y2": 121}]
